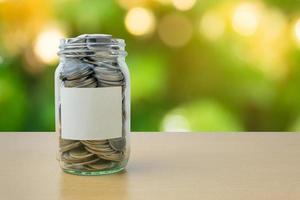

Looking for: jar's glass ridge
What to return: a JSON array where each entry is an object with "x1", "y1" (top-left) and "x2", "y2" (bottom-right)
[{"x1": 55, "y1": 34, "x2": 130, "y2": 175}]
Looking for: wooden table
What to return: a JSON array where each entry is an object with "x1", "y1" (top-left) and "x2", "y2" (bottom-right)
[{"x1": 0, "y1": 133, "x2": 300, "y2": 200}]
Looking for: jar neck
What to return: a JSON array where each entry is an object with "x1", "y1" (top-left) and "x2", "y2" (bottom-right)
[{"x1": 57, "y1": 34, "x2": 127, "y2": 62}]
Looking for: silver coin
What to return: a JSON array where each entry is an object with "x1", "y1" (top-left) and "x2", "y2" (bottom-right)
[
  {"x1": 81, "y1": 140, "x2": 108, "y2": 145},
  {"x1": 80, "y1": 81, "x2": 98, "y2": 88},
  {"x1": 98, "y1": 79, "x2": 124, "y2": 86},
  {"x1": 61, "y1": 59, "x2": 93, "y2": 80},
  {"x1": 98, "y1": 152, "x2": 123, "y2": 162},
  {"x1": 62, "y1": 152, "x2": 92, "y2": 164},
  {"x1": 92, "y1": 60, "x2": 120, "y2": 69},
  {"x1": 66, "y1": 70, "x2": 93, "y2": 81},
  {"x1": 85, "y1": 34, "x2": 112, "y2": 39},
  {"x1": 60, "y1": 141, "x2": 82, "y2": 153},
  {"x1": 69, "y1": 148, "x2": 94, "y2": 160},
  {"x1": 108, "y1": 137, "x2": 126, "y2": 152},
  {"x1": 63, "y1": 76, "x2": 90, "y2": 87},
  {"x1": 84, "y1": 146, "x2": 108, "y2": 156},
  {"x1": 95, "y1": 69, "x2": 122, "y2": 76},
  {"x1": 98, "y1": 83, "x2": 112, "y2": 87},
  {"x1": 86, "y1": 34, "x2": 112, "y2": 43},
  {"x1": 72, "y1": 77, "x2": 97, "y2": 88},
  {"x1": 94, "y1": 74, "x2": 123, "y2": 82},
  {"x1": 85, "y1": 57, "x2": 118, "y2": 66},
  {"x1": 94, "y1": 67, "x2": 119, "y2": 74},
  {"x1": 87, "y1": 161, "x2": 114, "y2": 170},
  {"x1": 60, "y1": 139, "x2": 76, "y2": 146},
  {"x1": 63, "y1": 157, "x2": 100, "y2": 168},
  {"x1": 85, "y1": 144, "x2": 115, "y2": 153},
  {"x1": 94, "y1": 69, "x2": 123, "y2": 76}
]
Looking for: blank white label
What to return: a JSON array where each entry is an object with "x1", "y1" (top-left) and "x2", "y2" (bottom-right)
[{"x1": 61, "y1": 87, "x2": 122, "y2": 140}]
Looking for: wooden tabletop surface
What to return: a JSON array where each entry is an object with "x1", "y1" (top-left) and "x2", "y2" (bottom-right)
[{"x1": 0, "y1": 132, "x2": 300, "y2": 200}]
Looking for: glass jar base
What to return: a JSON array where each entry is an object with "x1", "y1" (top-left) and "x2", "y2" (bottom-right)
[{"x1": 63, "y1": 166, "x2": 125, "y2": 176}]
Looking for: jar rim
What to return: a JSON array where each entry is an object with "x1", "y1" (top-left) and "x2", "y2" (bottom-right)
[{"x1": 57, "y1": 34, "x2": 127, "y2": 57}]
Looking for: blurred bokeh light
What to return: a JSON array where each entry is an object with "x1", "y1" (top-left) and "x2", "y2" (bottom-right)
[
  {"x1": 34, "y1": 26, "x2": 65, "y2": 64},
  {"x1": 171, "y1": 0, "x2": 196, "y2": 11},
  {"x1": 1, "y1": 0, "x2": 300, "y2": 132},
  {"x1": 294, "y1": 18, "x2": 300, "y2": 45},
  {"x1": 232, "y1": 2, "x2": 261, "y2": 36},
  {"x1": 158, "y1": 13, "x2": 193, "y2": 47},
  {"x1": 199, "y1": 10, "x2": 225, "y2": 41},
  {"x1": 125, "y1": 7, "x2": 156, "y2": 36}
]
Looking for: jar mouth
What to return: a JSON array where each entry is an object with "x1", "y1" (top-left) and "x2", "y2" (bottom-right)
[{"x1": 57, "y1": 34, "x2": 127, "y2": 58}]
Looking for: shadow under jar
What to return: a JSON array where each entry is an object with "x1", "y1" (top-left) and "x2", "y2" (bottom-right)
[{"x1": 55, "y1": 34, "x2": 130, "y2": 175}]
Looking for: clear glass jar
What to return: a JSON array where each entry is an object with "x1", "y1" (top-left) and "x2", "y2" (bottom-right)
[{"x1": 55, "y1": 34, "x2": 130, "y2": 175}]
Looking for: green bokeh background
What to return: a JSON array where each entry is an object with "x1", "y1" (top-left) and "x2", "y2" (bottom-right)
[{"x1": 1, "y1": 0, "x2": 300, "y2": 131}]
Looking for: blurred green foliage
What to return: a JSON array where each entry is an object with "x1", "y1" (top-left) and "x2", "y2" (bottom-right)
[{"x1": 1, "y1": 0, "x2": 300, "y2": 131}]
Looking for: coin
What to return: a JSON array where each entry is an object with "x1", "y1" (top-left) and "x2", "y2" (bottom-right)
[
  {"x1": 62, "y1": 152, "x2": 93, "y2": 164},
  {"x1": 94, "y1": 73, "x2": 123, "y2": 82},
  {"x1": 60, "y1": 139, "x2": 75, "y2": 146},
  {"x1": 99, "y1": 152, "x2": 123, "y2": 162},
  {"x1": 87, "y1": 161, "x2": 114, "y2": 170},
  {"x1": 69, "y1": 148, "x2": 94, "y2": 160},
  {"x1": 63, "y1": 157, "x2": 100, "y2": 168},
  {"x1": 60, "y1": 141, "x2": 82, "y2": 153},
  {"x1": 108, "y1": 138, "x2": 126, "y2": 152},
  {"x1": 81, "y1": 140, "x2": 108, "y2": 145},
  {"x1": 84, "y1": 145, "x2": 115, "y2": 153},
  {"x1": 61, "y1": 60, "x2": 94, "y2": 81},
  {"x1": 98, "y1": 80, "x2": 124, "y2": 86}
]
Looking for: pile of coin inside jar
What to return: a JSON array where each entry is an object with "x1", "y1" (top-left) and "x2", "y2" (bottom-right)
[{"x1": 57, "y1": 34, "x2": 128, "y2": 172}]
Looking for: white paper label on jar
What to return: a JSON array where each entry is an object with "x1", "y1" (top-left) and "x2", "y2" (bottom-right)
[{"x1": 60, "y1": 87, "x2": 122, "y2": 140}]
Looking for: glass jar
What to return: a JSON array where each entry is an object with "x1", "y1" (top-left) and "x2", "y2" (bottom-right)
[{"x1": 55, "y1": 34, "x2": 130, "y2": 175}]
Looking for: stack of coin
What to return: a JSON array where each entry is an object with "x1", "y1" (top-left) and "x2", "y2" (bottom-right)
[
  {"x1": 57, "y1": 34, "x2": 128, "y2": 172},
  {"x1": 60, "y1": 58, "x2": 97, "y2": 88}
]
